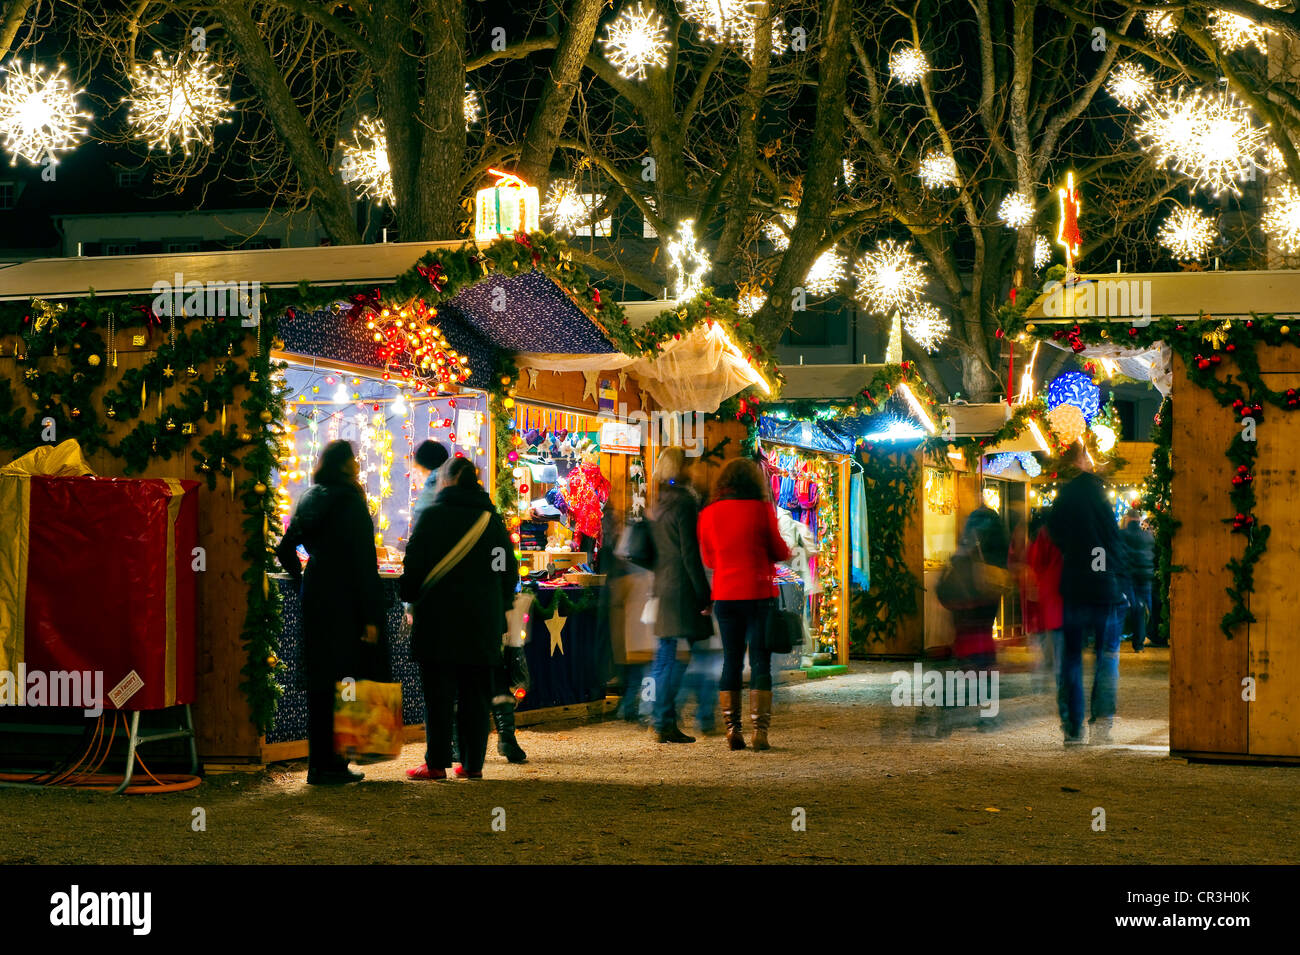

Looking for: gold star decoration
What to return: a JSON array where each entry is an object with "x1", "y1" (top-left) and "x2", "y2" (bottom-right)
[
  {"x1": 617, "y1": 371, "x2": 628, "y2": 391},
  {"x1": 162, "y1": 365, "x2": 175, "y2": 379},
  {"x1": 545, "y1": 605, "x2": 567, "y2": 656},
  {"x1": 582, "y1": 370, "x2": 599, "y2": 403}
]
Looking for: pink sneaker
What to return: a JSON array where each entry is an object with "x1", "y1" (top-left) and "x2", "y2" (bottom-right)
[
  {"x1": 406, "y1": 763, "x2": 447, "y2": 780},
  {"x1": 453, "y1": 765, "x2": 483, "y2": 779}
]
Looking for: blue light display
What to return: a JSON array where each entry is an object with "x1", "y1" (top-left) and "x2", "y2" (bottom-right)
[{"x1": 1046, "y1": 371, "x2": 1101, "y2": 423}]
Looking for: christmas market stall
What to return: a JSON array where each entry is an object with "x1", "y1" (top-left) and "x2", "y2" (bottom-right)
[
  {"x1": 0, "y1": 218, "x2": 772, "y2": 767},
  {"x1": 1021, "y1": 268, "x2": 1300, "y2": 760}
]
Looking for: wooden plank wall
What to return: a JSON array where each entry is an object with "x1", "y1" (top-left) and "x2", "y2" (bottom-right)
[
  {"x1": 1169, "y1": 353, "x2": 1248, "y2": 756},
  {"x1": 0, "y1": 329, "x2": 261, "y2": 761},
  {"x1": 1249, "y1": 359, "x2": 1300, "y2": 757}
]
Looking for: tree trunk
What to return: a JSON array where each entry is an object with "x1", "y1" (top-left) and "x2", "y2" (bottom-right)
[
  {"x1": 960, "y1": 351, "x2": 1002, "y2": 403},
  {"x1": 515, "y1": 0, "x2": 605, "y2": 194},
  {"x1": 218, "y1": 0, "x2": 361, "y2": 245},
  {"x1": 752, "y1": 0, "x2": 850, "y2": 345},
  {"x1": 415, "y1": 0, "x2": 469, "y2": 239}
]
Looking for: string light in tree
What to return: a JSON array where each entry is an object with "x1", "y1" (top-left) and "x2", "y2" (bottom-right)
[
  {"x1": 1106, "y1": 61, "x2": 1154, "y2": 109},
  {"x1": 853, "y1": 238, "x2": 927, "y2": 313},
  {"x1": 762, "y1": 208, "x2": 796, "y2": 250},
  {"x1": 341, "y1": 116, "x2": 394, "y2": 204},
  {"x1": 1263, "y1": 182, "x2": 1300, "y2": 253},
  {"x1": 736, "y1": 288, "x2": 766, "y2": 317},
  {"x1": 601, "y1": 3, "x2": 671, "y2": 80},
  {"x1": 803, "y1": 248, "x2": 847, "y2": 296},
  {"x1": 1208, "y1": 2, "x2": 1281, "y2": 54},
  {"x1": 1135, "y1": 87, "x2": 1268, "y2": 197},
  {"x1": 679, "y1": 0, "x2": 786, "y2": 57},
  {"x1": 667, "y1": 219, "x2": 710, "y2": 300},
  {"x1": 0, "y1": 60, "x2": 91, "y2": 165},
  {"x1": 900, "y1": 302, "x2": 948, "y2": 352},
  {"x1": 842, "y1": 158, "x2": 856, "y2": 186},
  {"x1": 1033, "y1": 234, "x2": 1052, "y2": 268},
  {"x1": 1158, "y1": 205, "x2": 1217, "y2": 260},
  {"x1": 999, "y1": 191, "x2": 1034, "y2": 228},
  {"x1": 542, "y1": 180, "x2": 604, "y2": 233},
  {"x1": 889, "y1": 46, "x2": 929, "y2": 85},
  {"x1": 918, "y1": 149, "x2": 958, "y2": 189},
  {"x1": 464, "y1": 84, "x2": 482, "y2": 128},
  {"x1": 125, "y1": 50, "x2": 231, "y2": 154},
  {"x1": 1144, "y1": 2, "x2": 1179, "y2": 39}
]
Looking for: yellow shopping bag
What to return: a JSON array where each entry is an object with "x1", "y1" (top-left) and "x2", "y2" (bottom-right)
[{"x1": 334, "y1": 680, "x2": 404, "y2": 764}]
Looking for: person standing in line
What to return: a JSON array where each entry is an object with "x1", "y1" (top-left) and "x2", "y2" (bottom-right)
[
  {"x1": 401, "y1": 456, "x2": 518, "y2": 780},
  {"x1": 1120, "y1": 508, "x2": 1155, "y2": 653},
  {"x1": 409, "y1": 439, "x2": 450, "y2": 533},
  {"x1": 697, "y1": 458, "x2": 791, "y2": 751},
  {"x1": 646, "y1": 447, "x2": 714, "y2": 743},
  {"x1": 276, "y1": 440, "x2": 386, "y2": 785},
  {"x1": 1025, "y1": 509, "x2": 1065, "y2": 695},
  {"x1": 1047, "y1": 442, "x2": 1131, "y2": 747}
]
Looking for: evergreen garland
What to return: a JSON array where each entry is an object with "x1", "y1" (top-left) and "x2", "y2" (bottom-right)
[
  {"x1": 1141, "y1": 396, "x2": 1177, "y2": 646},
  {"x1": 852, "y1": 446, "x2": 921, "y2": 652}
]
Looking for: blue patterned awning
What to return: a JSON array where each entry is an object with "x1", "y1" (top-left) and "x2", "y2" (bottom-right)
[{"x1": 277, "y1": 267, "x2": 617, "y2": 388}]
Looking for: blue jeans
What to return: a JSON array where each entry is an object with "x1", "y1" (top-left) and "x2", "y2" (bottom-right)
[
  {"x1": 650, "y1": 638, "x2": 688, "y2": 731},
  {"x1": 715, "y1": 599, "x2": 772, "y2": 693},
  {"x1": 1055, "y1": 602, "x2": 1124, "y2": 738},
  {"x1": 1128, "y1": 580, "x2": 1152, "y2": 651},
  {"x1": 676, "y1": 648, "x2": 722, "y2": 732}
]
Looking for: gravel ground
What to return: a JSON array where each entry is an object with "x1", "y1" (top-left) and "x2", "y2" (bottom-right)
[{"x1": 2, "y1": 647, "x2": 1297, "y2": 865}]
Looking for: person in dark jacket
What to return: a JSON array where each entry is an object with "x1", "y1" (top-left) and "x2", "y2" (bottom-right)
[
  {"x1": 647, "y1": 447, "x2": 713, "y2": 744},
  {"x1": 697, "y1": 457, "x2": 791, "y2": 751},
  {"x1": 1121, "y1": 509, "x2": 1155, "y2": 653},
  {"x1": 275, "y1": 440, "x2": 386, "y2": 785},
  {"x1": 400, "y1": 456, "x2": 518, "y2": 779},
  {"x1": 1046, "y1": 441, "x2": 1131, "y2": 746}
]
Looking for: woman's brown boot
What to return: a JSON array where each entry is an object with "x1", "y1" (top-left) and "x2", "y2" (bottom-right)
[
  {"x1": 750, "y1": 690, "x2": 772, "y2": 751},
  {"x1": 720, "y1": 690, "x2": 746, "y2": 750}
]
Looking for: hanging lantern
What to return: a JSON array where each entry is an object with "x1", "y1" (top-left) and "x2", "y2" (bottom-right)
[{"x1": 475, "y1": 168, "x2": 540, "y2": 243}]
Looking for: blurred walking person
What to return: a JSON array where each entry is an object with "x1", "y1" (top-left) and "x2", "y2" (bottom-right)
[
  {"x1": 401, "y1": 457, "x2": 518, "y2": 779},
  {"x1": 1121, "y1": 509, "x2": 1155, "y2": 653},
  {"x1": 1025, "y1": 509, "x2": 1064, "y2": 694},
  {"x1": 698, "y1": 458, "x2": 791, "y2": 751},
  {"x1": 276, "y1": 440, "x2": 386, "y2": 785},
  {"x1": 646, "y1": 448, "x2": 713, "y2": 743},
  {"x1": 1047, "y1": 442, "x2": 1131, "y2": 746}
]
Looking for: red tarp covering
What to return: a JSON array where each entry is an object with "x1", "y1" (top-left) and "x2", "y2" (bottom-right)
[{"x1": 2, "y1": 476, "x2": 198, "y2": 710}]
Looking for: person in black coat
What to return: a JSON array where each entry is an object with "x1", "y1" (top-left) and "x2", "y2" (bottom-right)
[
  {"x1": 1046, "y1": 441, "x2": 1131, "y2": 746},
  {"x1": 1121, "y1": 509, "x2": 1156, "y2": 652},
  {"x1": 275, "y1": 440, "x2": 386, "y2": 785},
  {"x1": 647, "y1": 447, "x2": 713, "y2": 744},
  {"x1": 399, "y1": 456, "x2": 518, "y2": 779}
]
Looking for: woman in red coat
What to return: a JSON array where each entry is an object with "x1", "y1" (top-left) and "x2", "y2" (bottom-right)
[
  {"x1": 697, "y1": 458, "x2": 791, "y2": 750},
  {"x1": 1026, "y1": 510, "x2": 1065, "y2": 700}
]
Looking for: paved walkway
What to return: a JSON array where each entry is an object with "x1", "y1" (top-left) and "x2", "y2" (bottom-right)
[{"x1": 3, "y1": 648, "x2": 1297, "y2": 864}]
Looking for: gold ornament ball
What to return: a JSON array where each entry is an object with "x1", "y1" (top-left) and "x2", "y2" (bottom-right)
[
  {"x1": 266, "y1": 654, "x2": 278, "y2": 667},
  {"x1": 1282, "y1": 326, "x2": 1291, "y2": 335},
  {"x1": 240, "y1": 431, "x2": 252, "y2": 442},
  {"x1": 1025, "y1": 323, "x2": 1036, "y2": 334},
  {"x1": 500, "y1": 375, "x2": 511, "y2": 385},
  {"x1": 254, "y1": 482, "x2": 267, "y2": 495},
  {"x1": 1099, "y1": 329, "x2": 1108, "y2": 338},
  {"x1": 87, "y1": 354, "x2": 101, "y2": 367},
  {"x1": 503, "y1": 397, "x2": 515, "y2": 409},
  {"x1": 259, "y1": 410, "x2": 273, "y2": 423}
]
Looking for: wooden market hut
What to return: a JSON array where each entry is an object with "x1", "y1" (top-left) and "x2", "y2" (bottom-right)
[
  {"x1": 0, "y1": 239, "x2": 767, "y2": 767},
  {"x1": 1025, "y1": 269, "x2": 1300, "y2": 761}
]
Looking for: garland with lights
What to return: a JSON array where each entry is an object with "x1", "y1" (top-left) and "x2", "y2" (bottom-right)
[{"x1": 1010, "y1": 314, "x2": 1297, "y2": 640}]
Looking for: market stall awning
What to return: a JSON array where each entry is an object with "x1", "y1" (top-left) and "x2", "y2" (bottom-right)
[
  {"x1": 776, "y1": 363, "x2": 887, "y2": 399},
  {"x1": 516, "y1": 298, "x2": 770, "y2": 413},
  {"x1": 1022, "y1": 269, "x2": 1300, "y2": 322}
]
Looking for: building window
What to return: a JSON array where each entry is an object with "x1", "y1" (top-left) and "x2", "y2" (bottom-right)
[
  {"x1": 114, "y1": 166, "x2": 147, "y2": 188},
  {"x1": 163, "y1": 238, "x2": 203, "y2": 254},
  {"x1": 0, "y1": 182, "x2": 14, "y2": 210},
  {"x1": 102, "y1": 240, "x2": 139, "y2": 256}
]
